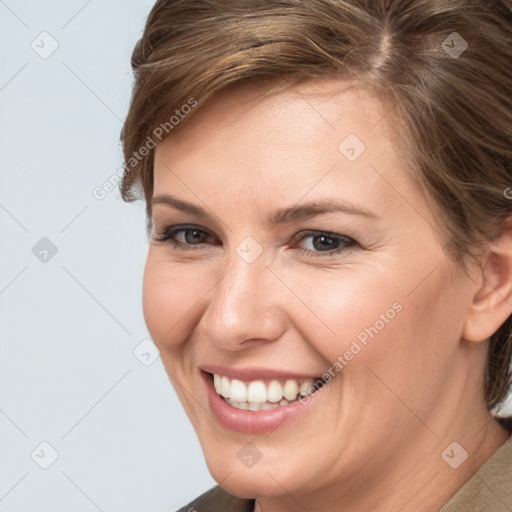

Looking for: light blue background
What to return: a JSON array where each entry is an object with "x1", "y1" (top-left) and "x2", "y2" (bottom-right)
[
  {"x1": 0, "y1": 2, "x2": 215, "y2": 511},
  {"x1": 1, "y1": 2, "x2": 511, "y2": 511}
]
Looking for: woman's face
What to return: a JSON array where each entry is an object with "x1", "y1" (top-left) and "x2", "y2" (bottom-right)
[{"x1": 144, "y1": 81, "x2": 478, "y2": 501}]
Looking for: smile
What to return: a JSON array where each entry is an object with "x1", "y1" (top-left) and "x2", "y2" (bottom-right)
[
  {"x1": 200, "y1": 367, "x2": 329, "y2": 433},
  {"x1": 212, "y1": 373, "x2": 326, "y2": 411}
]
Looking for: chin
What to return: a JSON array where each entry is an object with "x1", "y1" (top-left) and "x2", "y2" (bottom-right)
[
  {"x1": 201, "y1": 443, "x2": 318, "y2": 500},
  {"x1": 207, "y1": 462, "x2": 288, "y2": 499}
]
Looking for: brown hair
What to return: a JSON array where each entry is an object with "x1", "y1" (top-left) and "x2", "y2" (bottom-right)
[{"x1": 120, "y1": 0, "x2": 512, "y2": 410}]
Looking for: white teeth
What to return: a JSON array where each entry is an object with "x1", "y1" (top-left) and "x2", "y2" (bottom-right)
[
  {"x1": 227, "y1": 399, "x2": 283, "y2": 411},
  {"x1": 261, "y1": 402, "x2": 280, "y2": 410},
  {"x1": 267, "y1": 380, "x2": 283, "y2": 403},
  {"x1": 230, "y1": 379, "x2": 247, "y2": 402},
  {"x1": 247, "y1": 381, "x2": 267, "y2": 403},
  {"x1": 220, "y1": 376, "x2": 230, "y2": 398},
  {"x1": 226, "y1": 399, "x2": 249, "y2": 410},
  {"x1": 283, "y1": 379, "x2": 299, "y2": 401},
  {"x1": 299, "y1": 379, "x2": 314, "y2": 398},
  {"x1": 212, "y1": 373, "x2": 323, "y2": 409}
]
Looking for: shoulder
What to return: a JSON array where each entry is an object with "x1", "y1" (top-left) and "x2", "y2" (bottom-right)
[
  {"x1": 440, "y1": 416, "x2": 512, "y2": 512},
  {"x1": 175, "y1": 485, "x2": 254, "y2": 512}
]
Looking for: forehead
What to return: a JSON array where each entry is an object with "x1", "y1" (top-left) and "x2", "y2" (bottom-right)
[
  {"x1": 151, "y1": 80, "x2": 431, "y2": 231},
  {"x1": 158, "y1": 81, "x2": 393, "y2": 147},
  {"x1": 154, "y1": 80, "x2": 397, "y2": 176}
]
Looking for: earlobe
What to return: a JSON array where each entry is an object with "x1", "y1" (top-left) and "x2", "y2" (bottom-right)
[{"x1": 462, "y1": 219, "x2": 512, "y2": 342}]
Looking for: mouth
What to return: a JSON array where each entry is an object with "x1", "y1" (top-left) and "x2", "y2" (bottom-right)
[
  {"x1": 200, "y1": 367, "x2": 328, "y2": 434},
  {"x1": 211, "y1": 372, "x2": 326, "y2": 411}
]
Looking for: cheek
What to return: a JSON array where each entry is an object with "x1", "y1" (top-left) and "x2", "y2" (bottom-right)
[
  {"x1": 285, "y1": 260, "x2": 462, "y2": 393},
  {"x1": 340, "y1": 264, "x2": 467, "y2": 413},
  {"x1": 281, "y1": 266, "x2": 402, "y2": 366},
  {"x1": 142, "y1": 255, "x2": 206, "y2": 351}
]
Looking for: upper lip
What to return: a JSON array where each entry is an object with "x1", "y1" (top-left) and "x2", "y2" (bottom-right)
[{"x1": 200, "y1": 364, "x2": 321, "y2": 381}]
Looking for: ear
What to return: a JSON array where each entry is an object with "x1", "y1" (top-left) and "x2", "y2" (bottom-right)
[{"x1": 462, "y1": 218, "x2": 512, "y2": 342}]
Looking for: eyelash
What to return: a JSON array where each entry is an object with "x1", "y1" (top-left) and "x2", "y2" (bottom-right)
[{"x1": 153, "y1": 224, "x2": 357, "y2": 258}]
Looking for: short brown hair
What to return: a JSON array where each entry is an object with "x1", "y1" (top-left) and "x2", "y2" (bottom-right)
[{"x1": 120, "y1": 0, "x2": 512, "y2": 410}]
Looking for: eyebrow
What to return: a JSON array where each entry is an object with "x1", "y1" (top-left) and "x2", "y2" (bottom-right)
[{"x1": 151, "y1": 194, "x2": 379, "y2": 225}]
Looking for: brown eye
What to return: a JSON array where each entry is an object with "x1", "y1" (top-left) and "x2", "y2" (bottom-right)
[
  {"x1": 178, "y1": 229, "x2": 209, "y2": 244},
  {"x1": 154, "y1": 225, "x2": 216, "y2": 250},
  {"x1": 293, "y1": 231, "x2": 356, "y2": 257}
]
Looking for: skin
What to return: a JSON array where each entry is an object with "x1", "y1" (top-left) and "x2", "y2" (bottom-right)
[{"x1": 143, "y1": 81, "x2": 511, "y2": 512}]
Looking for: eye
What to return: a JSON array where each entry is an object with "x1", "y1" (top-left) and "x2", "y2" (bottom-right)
[
  {"x1": 153, "y1": 224, "x2": 217, "y2": 251},
  {"x1": 153, "y1": 224, "x2": 357, "y2": 258},
  {"x1": 292, "y1": 230, "x2": 356, "y2": 257}
]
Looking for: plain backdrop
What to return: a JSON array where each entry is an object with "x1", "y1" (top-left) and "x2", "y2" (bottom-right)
[
  {"x1": 0, "y1": 2, "x2": 215, "y2": 511},
  {"x1": 1, "y1": 2, "x2": 511, "y2": 512}
]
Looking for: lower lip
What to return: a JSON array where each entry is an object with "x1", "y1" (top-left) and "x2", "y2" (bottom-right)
[{"x1": 201, "y1": 371, "x2": 324, "y2": 434}]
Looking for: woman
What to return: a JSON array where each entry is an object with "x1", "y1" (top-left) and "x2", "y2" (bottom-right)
[{"x1": 120, "y1": 1, "x2": 512, "y2": 510}]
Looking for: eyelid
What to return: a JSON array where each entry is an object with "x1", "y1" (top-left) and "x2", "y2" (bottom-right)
[
  {"x1": 153, "y1": 224, "x2": 217, "y2": 244},
  {"x1": 292, "y1": 229, "x2": 354, "y2": 244}
]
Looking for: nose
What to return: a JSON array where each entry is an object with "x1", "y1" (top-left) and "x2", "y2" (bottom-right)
[{"x1": 198, "y1": 247, "x2": 287, "y2": 351}]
